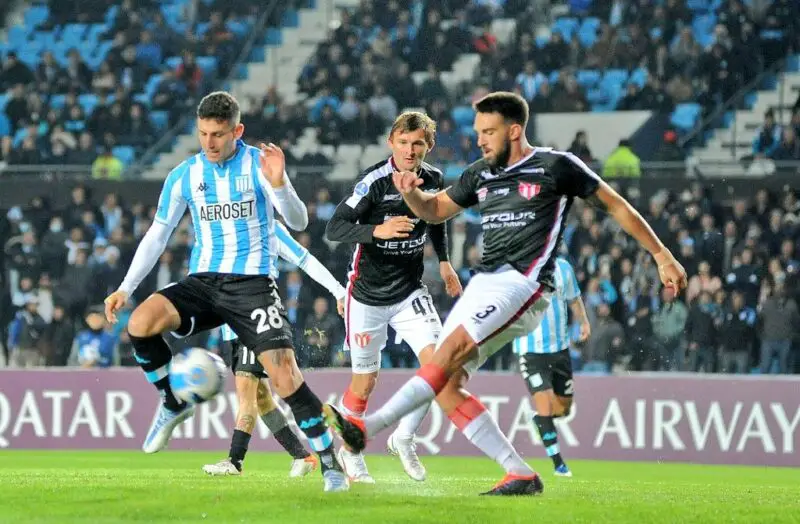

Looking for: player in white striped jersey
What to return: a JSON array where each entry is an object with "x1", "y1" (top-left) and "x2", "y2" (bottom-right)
[
  {"x1": 203, "y1": 222, "x2": 346, "y2": 477},
  {"x1": 103, "y1": 91, "x2": 348, "y2": 492},
  {"x1": 514, "y1": 256, "x2": 590, "y2": 478}
]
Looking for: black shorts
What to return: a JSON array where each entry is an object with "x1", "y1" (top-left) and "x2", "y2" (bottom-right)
[
  {"x1": 158, "y1": 273, "x2": 294, "y2": 356},
  {"x1": 221, "y1": 339, "x2": 268, "y2": 378},
  {"x1": 518, "y1": 349, "x2": 574, "y2": 397}
]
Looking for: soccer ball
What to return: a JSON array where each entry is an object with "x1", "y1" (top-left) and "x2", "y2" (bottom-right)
[{"x1": 169, "y1": 348, "x2": 227, "y2": 404}]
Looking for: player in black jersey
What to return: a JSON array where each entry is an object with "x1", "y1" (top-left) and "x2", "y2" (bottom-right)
[
  {"x1": 326, "y1": 112, "x2": 461, "y2": 483},
  {"x1": 324, "y1": 91, "x2": 688, "y2": 496}
]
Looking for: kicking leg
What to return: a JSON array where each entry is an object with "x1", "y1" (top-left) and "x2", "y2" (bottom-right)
[
  {"x1": 257, "y1": 380, "x2": 318, "y2": 477},
  {"x1": 128, "y1": 293, "x2": 195, "y2": 454}
]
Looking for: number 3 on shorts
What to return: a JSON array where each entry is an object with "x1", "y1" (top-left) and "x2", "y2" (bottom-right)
[{"x1": 251, "y1": 306, "x2": 284, "y2": 334}]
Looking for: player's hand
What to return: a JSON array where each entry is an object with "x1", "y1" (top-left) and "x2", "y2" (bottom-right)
[
  {"x1": 392, "y1": 170, "x2": 424, "y2": 195},
  {"x1": 578, "y1": 321, "x2": 591, "y2": 342},
  {"x1": 654, "y1": 249, "x2": 688, "y2": 296},
  {"x1": 374, "y1": 216, "x2": 415, "y2": 239},
  {"x1": 104, "y1": 290, "x2": 129, "y2": 324},
  {"x1": 258, "y1": 142, "x2": 286, "y2": 188},
  {"x1": 440, "y1": 262, "x2": 463, "y2": 297},
  {"x1": 336, "y1": 299, "x2": 345, "y2": 317}
]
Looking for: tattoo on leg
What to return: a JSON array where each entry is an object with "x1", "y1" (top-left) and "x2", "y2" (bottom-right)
[
  {"x1": 237, "y1": 414, "x2": 256, "y2": 433},
  {"x1": 269, "y1": 348, "x2": 290, "y2": 366},
  {"x1": 235, "y1": 371, "x2": 257, "y2": 379}
]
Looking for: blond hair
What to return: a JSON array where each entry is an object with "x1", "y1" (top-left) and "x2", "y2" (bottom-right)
[{"x1": 389, "y1": 111, "x2": 437, "y2": 145}]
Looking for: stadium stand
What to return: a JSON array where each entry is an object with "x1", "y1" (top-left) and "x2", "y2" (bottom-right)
[{"x1": 1, "y1": 0, "x2": 799, "y2": 375}]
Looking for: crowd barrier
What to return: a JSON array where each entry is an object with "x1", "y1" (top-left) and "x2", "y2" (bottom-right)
[{"x1": 1, "y1": 369, "x2": 797, "y2": 467}]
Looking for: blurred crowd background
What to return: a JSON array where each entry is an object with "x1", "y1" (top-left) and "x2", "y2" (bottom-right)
[{"x1": 1, "y1": 0, "x2": 799, "y2": 373}]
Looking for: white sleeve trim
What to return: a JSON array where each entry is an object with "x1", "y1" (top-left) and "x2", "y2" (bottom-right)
[
  {"x1": 117, "y1": 221, "x2": 174, "y2": 295},
  {"x1": 298, "y1": 253, "x2": 346, "y2": 300}
]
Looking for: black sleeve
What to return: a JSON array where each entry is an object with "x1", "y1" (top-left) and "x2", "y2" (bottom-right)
[
  {"x1": 552, "y1": 152, "x2": 601, "y2": 199},
  {"x1": 325, "y1": 178, "x2": 381, "y2": 244},
  {"x1": 428, "y1": 222, "x2": 449, "y2": 262},
  {"x1": 445, "y1": 166, "x2": 480, "y2": 208}
]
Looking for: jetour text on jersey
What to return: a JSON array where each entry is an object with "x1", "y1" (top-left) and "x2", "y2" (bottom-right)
[
  {"x1": 199, "y1": 200, "x2": 255, "y2": 221},
  {"x1": 481, "y1": 211, "x2": 536, "y2": 229}
]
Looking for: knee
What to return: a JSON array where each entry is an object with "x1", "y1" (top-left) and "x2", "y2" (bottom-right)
[
  {"x1": 349, "y1": 373, "x2": 378, "y2": 398},
  {"x1": 128, "y1": 307, "x2": 160, "y2": 338}
]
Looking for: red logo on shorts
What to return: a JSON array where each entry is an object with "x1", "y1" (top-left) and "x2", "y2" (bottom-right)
[
  {"x1": 477, "y1": 187, "x2": 489, "y2": 202},
  {"x1": 518, "y1": 182, "x2": 540, "y2": 200},
  {"x1": 353, "y1": 333, "x2": 371, "y2": 348}
]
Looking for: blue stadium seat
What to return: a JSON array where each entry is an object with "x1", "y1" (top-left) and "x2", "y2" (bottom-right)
[
  {"x1": 552, "y1": 17, "x2": 579, "y2": 41},
  {"x1": 49, "y1": 94, "x2": 67, "y2": 110},
  {"x1": 0, "y1": 94, "x2": 7, "y2": 112},
  {"x1": 150, "y1": 111, "x2": 169, "y2": 131},
  {"x1": 576, "y1": 69, "x2": 601, "y2": 88},
  {"x1": 33, "y1": 30, "x2": 57, "y2": 49},
  {"x1": 104, "y1": 5, "x2": 119, "y2": 26},
  {"x1": 86, "y1": 24, "x2": 108, "y2": 43},
  {"x1": 133, "y1": 93, "x2": 150, "y2": 106},
  {"x1": 195, "y1": 22, "x2": 210, "y2": 36},
  {"x1": 580, "y1": 17, "x2": 601, "y2": 33},
  {"x1": 692, "y1": 14, "x2": 717, "y2": 41},
  {"x1": 24, "y1": 5, "x2": 50, "y2": 29},
  {"x1": 787, "y1": 55, "x2": 800, "y2": 73},
  {"x1": 451, "y1": 106, "x2": 475, "y2": 128},
  {"x1": 264, "y1": 28, "x2": 282, "y2": 46},
  {"x1": 165, "y1": 56, "x2": 182, "y2": 70},
  {"x1": 629, "y1": 68, "x2": 648, "y2": 88},
  {"x1": 145, "y1": 75, "x2": 163, "y2": 96},
  {"x1": 686, "y1": 0, "x2": 710, "y2": 10},
  {"x1": 670, "y1": 103, "x2": 702, "y2": 132},
  {"x1": 601, "y1": 69, "x2": 629, "y2": 89},
  {"x1": 196, "y1": 56, "x2": 218, "y2": 76},
  {"x1": 281, "y1": 10, "x2": 300, "y2": 28},
  {"x1": 227, "y1": 20, "x2": 248, "y2": 38},
  {"x1": 78, "y1": 94, "x2": 99, "y2": 115},
  {"x1": 8, "y1": 26, "x2": 28, "y2": 46},
  {"x1": 0, "y1": 114, "x2": 10, "y2": 137},
  {"x1": 535, "y1": 35, "x2": 549, "y2": 48},
  {"x1": 60, "y1": 24, "x2": 88, "y2": 45},
  {"x1": 578, "y1": 28, "x2": 597, "y2": 48},
  {"x1": 548, "y1": 70, "x2": 560, "y2": 85},
  {"x1": 113, "y1": 145, "x2": 136, "y2": 166}
]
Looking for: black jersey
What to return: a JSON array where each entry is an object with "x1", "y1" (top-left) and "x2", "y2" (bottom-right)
[
  {"x1": 326, "y1": 158, "x2": 449, "y2": 306},
  {"x1": 446, "y1": 148, "x2": 600, "y2": 288}
]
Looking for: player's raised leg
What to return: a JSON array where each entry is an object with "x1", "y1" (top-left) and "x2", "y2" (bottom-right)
[
  {"x1": 119, "y1": 279, "x2": 222, "y2": 454},
  {"x1": 256, "y1": 380, "x2": 318, "y2": 477},
  {"x1": 325, "y1": 270, "x2": 550, "y2": 495}
]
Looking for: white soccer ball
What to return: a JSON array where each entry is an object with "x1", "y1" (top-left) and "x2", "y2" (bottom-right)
[{"x1": 169, "y1": 348, "x2": 228, "y2": 404}]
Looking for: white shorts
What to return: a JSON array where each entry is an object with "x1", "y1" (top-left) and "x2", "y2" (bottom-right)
[
  {"x1": 345, "y1": 286, "x2": 442, "y2": 374},
  {"x1": 438, "y1": 266, "x2": 552, "y2": 376}
]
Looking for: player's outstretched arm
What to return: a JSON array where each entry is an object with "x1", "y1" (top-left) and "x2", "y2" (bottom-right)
[
  {"x1": 393, "y1": 171, "x2": 463, "y2": 224},
  {"x1": 584, "y1": 181, "x2": 687, "y2": 293}
]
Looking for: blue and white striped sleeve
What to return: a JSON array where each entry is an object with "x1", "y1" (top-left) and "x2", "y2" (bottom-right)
[
  {"x1": 275, "y1": 222, "x2": 309, "y2": 267},
  {"x1": 562, "y1": 260, "x2": 581, "y2": 302},
  {"x1": 154, "y1": 163, "x2": 188, "y2": 228}
]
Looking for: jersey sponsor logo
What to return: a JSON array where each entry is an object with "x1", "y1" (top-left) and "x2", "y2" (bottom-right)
[
  {"x1": 384, "y1": 215, "x2": 420, "y2": 224},
  {"x1": 481, "y1": 211, "x2": 536, "y2": 229},
  {"x1": 375, "y1": 235, "x2": 427, "y2": 251},
  {"x1": 479, "y1": 170, "x2": 497, "y2": 180},
  {"x1": 477, "y1": 188, "x2": 488, "y2": 202},
  {"x1": 518, "y1": 182, "x2": 541, "y2": 200},
  {"x1": 199, "y1": 200, "x2": 255, "y2": 221},
  {"x1": 234, "y1": 175, "x2": 252, "y2": 193},
  {"x1": 383, "y1": 194, "x2": 402, "y2": 201},
  {"x1": 354, "y1": 182, "x2": 369, "y2": 196},
  {"x1": 353, "y1": 332, "x2": 372, "y2": 348}
]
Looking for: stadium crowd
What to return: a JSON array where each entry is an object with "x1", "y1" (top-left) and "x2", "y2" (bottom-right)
[{"x1": 1, "y1": 176, "x2": 798, "y2": 374}]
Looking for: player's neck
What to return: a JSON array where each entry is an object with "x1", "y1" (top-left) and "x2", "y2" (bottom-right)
[{"x1": 505, "y1": 142, "x2": 535, "y2": 168}]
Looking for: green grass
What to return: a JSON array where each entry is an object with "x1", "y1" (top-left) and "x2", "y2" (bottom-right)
[{"x1": 0, "y1": 451, "x2": 798, "y2": 523}]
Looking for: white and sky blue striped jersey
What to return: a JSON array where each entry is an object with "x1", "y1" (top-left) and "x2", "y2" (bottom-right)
[
  {"x1": 155, "y1": 139, "x2": 276, "y2": 276},
  {"x1": 513, "y1": 257, "x2": 581, "y2": 355},
  {"x1": 220, "y1": 222, "x2": 308, "y2": 342}
]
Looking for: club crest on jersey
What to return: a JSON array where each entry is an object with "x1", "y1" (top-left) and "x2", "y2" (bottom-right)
[
  {"x1": 234, "y1": 175, "x2": 252, "y2": 193},
  {"x1": 354, "y1": 182, "x2": 369, "y2": 196},
  {"x1": 353, "y1": 332, "x2": 371, "y2": 348},
  {"x1": 518, "y1": 182, "x2": 540, "y2": 200},
  {"x1": 477, "y1": 187, "x2": 489, "y2": 202}
]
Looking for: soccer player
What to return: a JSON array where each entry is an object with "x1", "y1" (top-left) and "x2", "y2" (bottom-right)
[
  {"x1": 203, "y1": 221, "x2": 346, "y2": 477},
  {"x1": 103, "y1": 91, "x2": 348, "y2": 492},
  {"x1": 514, "y1": 256, "x2": 590, "y2": 478},
  {"x1": 325, "y1": 111, "x2": 462, "y2": 483},
  {"x1": 324, "y1": 91, "x2": 687, "y2": 496}
]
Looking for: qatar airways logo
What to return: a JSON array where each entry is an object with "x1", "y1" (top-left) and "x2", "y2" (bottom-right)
[{"x1": 481, "y1": 211, "x2": 535, "y2": 229}]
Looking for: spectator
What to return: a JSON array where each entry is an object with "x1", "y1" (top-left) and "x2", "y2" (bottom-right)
[
  {"x1": 758, "y1": 281, "x2": 800, "y2": 374},
  {"x1": 568, "y1": 131, "x2": 594, "y2": 163},
  {"x1": 302, "y1": 297, "x2": 341, "y2": 368},
  {"x1": 651, "y1": 287, "x2": 688, "y2": 370},
  {"x1": 719, "y1": 291, "x2": 757, "y2": 373},
  {"x1": 91, "y1": 146, "x2": 124, "y2": 180},
  {"x1": 683, "y1": 291, "x2": 718, "y2": 372},
  {"x1": 43, "y1": 304, "x2": 75, "y2": 366},
  {"x1": 7, "y1": 295, "x2": 48, "y2": 368},
  {"x1": 687, "y1": 261, "x2": 722, "y2": 304},
  {"x1": 1, "y1": 52, "x2": 35, "y2": 91},
  {"x1": 585, "y1": 303, "x2": 625, "y2": 373},
  {"x1": 602, "y1": 139, "x2": 641, "y2": 178},
  {"x1": 70, "y1": 307, "x2": 118, "y2": 368}
]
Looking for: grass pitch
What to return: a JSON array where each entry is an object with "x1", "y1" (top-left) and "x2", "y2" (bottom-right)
[{"x1": 0, "y1": 451, "x2": 798, "y2": 523}]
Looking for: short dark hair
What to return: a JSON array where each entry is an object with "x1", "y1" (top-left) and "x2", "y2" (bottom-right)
[
  {"x1": 473, "y1": 91, "x2": 529, "y2": 127},
  {"x1": 197, "y1": 91, "x2": 240, "y2": 124}
]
